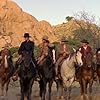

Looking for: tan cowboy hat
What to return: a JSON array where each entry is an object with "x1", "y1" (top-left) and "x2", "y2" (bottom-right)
[
  {"x1": 60, "y1": 36, "x2": 68, "y2": 42},
  {"x1": 81, "y1": 39, "x2": 89, "y2": 44},
  {"x1": 42, "y1": 35, "x2": 49, "y2": 43},
  {"x1": 42, "y1": 35, "x2": 48, "y2": 41}
]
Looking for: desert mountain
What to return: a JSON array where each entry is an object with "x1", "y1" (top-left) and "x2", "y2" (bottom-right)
[{"x1": 0, "y1": 0, "x2": 57, "y2": 48}]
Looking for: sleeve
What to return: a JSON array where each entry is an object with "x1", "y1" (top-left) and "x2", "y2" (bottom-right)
[
  {"x1": 31, "y1": 42, "x2": 34, "y2": 56},
  {"x1": 31, "y1": 41, "x2": 34, "y2": 52},
  {"x1": 18, "y1": 42, "x2": 24, "y2": 55}
]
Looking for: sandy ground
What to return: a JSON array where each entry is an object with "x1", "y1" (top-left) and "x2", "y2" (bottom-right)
[{"x1": 0, "y1": 80, "x2": 100, "y2": 100}]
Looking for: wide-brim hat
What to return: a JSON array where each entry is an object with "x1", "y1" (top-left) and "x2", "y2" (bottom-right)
[
  {"x1": 42, "y1": 35, "x2": 49, "y2": 41},
  {"x1": 60, "y1": 36, "x2": 68, "y2": 42},
  {"x1": 81, "y1": 39, "x2": 89, "y2": 44},
  {"x1": 24, "y1": 33, "x2": 31, "y2": 38}
]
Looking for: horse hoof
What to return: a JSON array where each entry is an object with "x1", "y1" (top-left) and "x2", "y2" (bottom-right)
[{"x1": 0, "y1": 95, "x2": 4, "y2": 99}]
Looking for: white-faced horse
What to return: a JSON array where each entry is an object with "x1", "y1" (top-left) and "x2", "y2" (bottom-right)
[{"x1": 56, "y1": 49, "x2": 83, "y2": 100}]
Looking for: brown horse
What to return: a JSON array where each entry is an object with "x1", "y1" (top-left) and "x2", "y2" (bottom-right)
[
  {"x1": 79, "y1": 53, "x2": 94, "y2": 99},
  {"x1": 96, "y1": 48, "x2": 100, "y2": 83},
  {"x1": 0, "y1": 48, "x2": 14, "y2": 96}
]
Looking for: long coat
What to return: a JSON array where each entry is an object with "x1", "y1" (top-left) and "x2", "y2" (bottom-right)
[{"x1": 18, "y1": 40, "x2": 34, "y2": 57}]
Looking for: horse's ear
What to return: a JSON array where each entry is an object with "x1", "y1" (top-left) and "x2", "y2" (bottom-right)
[{"x1": 72, "y1": 48, "x2": 76, "y2": 52}]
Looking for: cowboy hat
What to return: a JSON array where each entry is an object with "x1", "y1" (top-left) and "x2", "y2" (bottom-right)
[
  {"x1": 81, "y1": 39, "x2": 89, "y2": 44},
  {"x1": 24, "y1": 33, "x2": 31, "y2": 38},
  {"x1": 42, "y1": 35, "x2": 48, "y2": 41},
  {"x1": 60, "y1": 36, "x2": 68, "y2": 42}
]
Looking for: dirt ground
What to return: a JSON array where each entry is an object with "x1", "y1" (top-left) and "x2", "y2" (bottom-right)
[{"x1": 0, "y1": 80, "x2": 100, "y2": 100}]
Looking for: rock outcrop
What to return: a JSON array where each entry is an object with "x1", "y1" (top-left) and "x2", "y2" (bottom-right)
[{"x1": 0, "y1": 0, "x2": 57, "y2": 48}]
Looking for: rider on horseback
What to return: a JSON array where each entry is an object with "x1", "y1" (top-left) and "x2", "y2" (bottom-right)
[
  {"x1": 12, "y1": 33, "x2": 39, "y2": 81},
  {"x1": 79, "y1": 39, "x2": 93, "y2": 59},
  {"x1": 55, "y1": 36, "x2": 71, "y2": 79},
  {"x1": 0, "y1": 44, "x2": 13, "y2": 65},
  {"x1": 77, "y1": 39, "x2": 97, "y2": 80},
  {"x1": 37, "y1": 35, "x2": 50, "y2": 65}
]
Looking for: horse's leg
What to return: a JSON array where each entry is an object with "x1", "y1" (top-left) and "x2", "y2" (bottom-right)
[
  {"x1": 5, "y1": 79, "x2": 10, "y2": 96},
  {"x1": 48, "y1": 80, "x2": 53, "y2": 100},
  {"x1": 42, "y1": 79, "x2": 47, "y2": 100},
  {"x1": 56, "y1": 79, "x2": 64, "y2": 99},
  {"x1": 79, "y1": 79, "x2": 84, "y2": 96},
  {"x1": 20, "y1": 79, "x2": 24, "y2": 100},
  {"x1": 89, "y1": 79, "x2": 93, "y2": 95},
  {"x1": 82, "y1": 78, "x2": 87, "y2": 95},
  {"x1": 27, "y1": 78, "x2": 34, "y2": 100},
  {"x1": 68, "y1": 78, "x2": 74, "y2": 100},
  {"x1": 39, "y1": 79, "x2": 44, "y2": 98},
  {"x1": 1, "y1": 81, "x2": 5, "y2": 96},
  {"x1": 80, "y1": 81, "x2": 84, "y2": 99}
]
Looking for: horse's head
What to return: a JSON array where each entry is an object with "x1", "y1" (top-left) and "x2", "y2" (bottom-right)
[
  {"x1": 83, "y1": 52, "x2": 93, "y2": 67},
  {"x1": 48, "y1": 44, "x2": 56, "y2": 64},
  {"x1": 22, "y1": 52, "x2": 32, "y2": 68},
  {"x1": 73, "y1": 48, "x2": 83, "y2": 67},
  {"x1": 0, "y1": 48, "x2": 10, "y2": 68}
]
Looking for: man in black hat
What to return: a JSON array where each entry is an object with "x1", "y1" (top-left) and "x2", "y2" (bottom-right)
[
  {"x1": 12, "y1": 33, "x2": 39, "y2": 81},
  {"x1": 79, "y1": 39, "x2": 93, "y2": 58}
]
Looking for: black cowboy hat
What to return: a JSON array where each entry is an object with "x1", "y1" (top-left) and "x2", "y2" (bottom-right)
[
  {"x1": 81, "y1": 39, "x2": 89, "y2": 44},
  {"x1": 24, "y1": 33, "x2": 31, "y2": 38},
  {"x1": 60, "y1": 36, "x2": 68, "y2": 42}
]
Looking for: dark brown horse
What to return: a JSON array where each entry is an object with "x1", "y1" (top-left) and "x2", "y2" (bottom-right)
[
  {"x1": 18, "y1": 51, "x2": 36, "y2": 100},
  {"x1": 96, "y1": 48, "x2": 100, "y2": 83},
  {"x1": 0, "y1": 48, "x2": 14, "y2": 96},
  {"x1": 38, "y1": 46, "x2": 56, "y2": 100},
  {"x1": 79, "y1": 53, "x2": 94, "y2": 99}
]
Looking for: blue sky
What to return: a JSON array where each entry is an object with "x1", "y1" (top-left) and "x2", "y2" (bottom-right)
[{"x1": 14, "y1": 0, "x2": 100, "y2": 25}]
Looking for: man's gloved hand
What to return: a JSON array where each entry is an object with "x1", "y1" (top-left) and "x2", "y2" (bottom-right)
[{"x1": 19, "y1": 55, "x2": 22, "y2": 59}]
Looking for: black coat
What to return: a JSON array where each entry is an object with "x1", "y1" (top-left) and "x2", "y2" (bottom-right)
[{"x1": 18, "y1": 40, "x2": 34, "y2": 57}]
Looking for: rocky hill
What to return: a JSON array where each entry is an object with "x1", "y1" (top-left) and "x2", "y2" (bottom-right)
[
  {"x1": 0, "y1": 0, "x2": 57, "y2": 48},
  {"x1": 53, "y1": 19, "x2": 100, "y2": 48}
]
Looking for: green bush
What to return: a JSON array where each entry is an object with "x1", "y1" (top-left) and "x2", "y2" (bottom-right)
[{"x1": 10, "y1": 47, "x2": 19, "y2": 55}]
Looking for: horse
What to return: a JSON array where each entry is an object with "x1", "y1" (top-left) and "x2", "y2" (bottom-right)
[
  {"x1": 18, "y1": 51, "x2": 36, "y2": 100},
  {"x1": 79, "y1": 52, "x2": 94, "y2": 99},
  {"x1": 96, "y1": 48, "x2": 100, "y2": 83},
  {"x1": 56, "y1": 49, "x2": 83, "y2": 100},
  {"x1": 38, "y1": 46, "x2": 56, "y2": 100},
  {"x1": 0, "y1": 48, "x2": 14, "y2": 96}
]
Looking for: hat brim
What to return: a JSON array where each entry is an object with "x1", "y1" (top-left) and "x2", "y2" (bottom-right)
[
  {"x1": 43, "y1": 39, "x2": 49, "y2": 43},
  {"x1": 24, "y1": 36, "x2": 31, "y2": 38},
  {"x1": 61, "y1": 40, "x2": 68, "y2": 42},
  {"x1": 81, "y1": 41, "x2": 89, "y2": 44}
]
